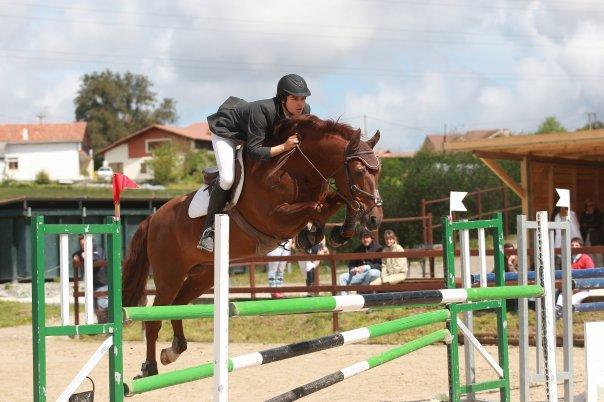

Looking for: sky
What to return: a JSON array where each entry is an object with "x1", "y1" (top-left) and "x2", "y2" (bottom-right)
[{"x1": 1, "y1": 0, "x2": 604, "y2": 152}]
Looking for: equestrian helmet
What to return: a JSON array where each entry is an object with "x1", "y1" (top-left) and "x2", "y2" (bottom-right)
[{"x1": 277, "y1": 74, "x2": 311, "y2": 98}]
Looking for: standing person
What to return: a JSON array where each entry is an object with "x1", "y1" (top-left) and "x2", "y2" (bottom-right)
[
  {"x1": 199, "y1": 74, "x2": 312, "y2": 252},
  {"x1": 370, "y1": 230, "x2": 408, "y2": 285},
  {"x1": 579, "y1": 198, "x2": 603, "y2": 267},
  {"x1": 72, "y1": 235, "x2": 108, "y2": 323},
  {"x1": 554, "y1": 207, "x2": 581, "y2": 249},
  {"x1": 297, "y1": 239, "x2": 329, "y2": 294},
  {"x1": 338, "y1": 229, "x2": 382, "y2": 294},
  {"x1": 266, "y1": 240, "x2": 292, "y2": 299}
]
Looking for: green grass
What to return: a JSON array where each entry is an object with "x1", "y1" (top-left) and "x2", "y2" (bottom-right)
[
  {"x1": 0, "y1": 182, "x2": 196, "y2": 200},
  {"x1": 5, "y1": 299, "x2": 602, "y2": 346},
  {"x1": 0, "y1": 300, "x2": 61, "y2": 328}
]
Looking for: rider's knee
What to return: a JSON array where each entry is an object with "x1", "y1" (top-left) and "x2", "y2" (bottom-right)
[{"x1": 219, "y1": 175, "x2": 234, "y2": 190}]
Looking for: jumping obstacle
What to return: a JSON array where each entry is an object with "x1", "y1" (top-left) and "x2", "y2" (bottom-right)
[
  {"x1": 572, "y1": 278, "x2": 604, "y2": 290},
  {"x1": 123, "y1": 285, "x2": 543, "y2": 321},
  {"x1": 472, "y1": 267, "x2": 604, "y2": 284},
  {"x1": 573, "y1": 302, "x2": 604, "y2": 312},
  {"x1": 266, "y1": 329, "x2": 452, "y2": 402},
  {"x1": 124, "y1": 309, "x2": 451, "y2": 395},
  {"x1": 31, "y1": 213, "x2": 550, "y2": 402}
]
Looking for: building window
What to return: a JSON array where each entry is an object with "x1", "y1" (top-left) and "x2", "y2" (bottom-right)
[
  {"x1": 7, "y1": 158, "x2": 18, "y2": 170},
  {"x1": 146, "y1": 139, "x2": 172, "y2": 153},
  {"x1": 140, "y1": 162, "x2": 147, "y2": 174},
  {"x1": 109, "y1": 162, "x2": 123, "y2": 173}
]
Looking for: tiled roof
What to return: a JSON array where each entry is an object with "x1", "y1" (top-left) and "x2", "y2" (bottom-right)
[
  {"x1": 0, "y1": 122, "x2": 87, "y2": 143},
  {"x1": 99, "y1": 122, "x2": 211, "y2": 154}
]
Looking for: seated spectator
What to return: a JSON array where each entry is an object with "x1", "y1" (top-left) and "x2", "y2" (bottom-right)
[
  {"x1": 555, "y1": 237, "x2": 596, "y2": 319},
  {"x1": 570, "y1": 237, "x2": 595, "y2": 269},
  {"x1": 370, "y1": 230, "x2": 408, "y2": 285},
  {"x1": 503, "y1": 242, "x2": 518, "y2": 273},
  {"x1": 338, "y1": 229, "x2": 382, "y2": 294},
  {"x1": 72, "y1": 235, "x2": 108, "y2": 323}
]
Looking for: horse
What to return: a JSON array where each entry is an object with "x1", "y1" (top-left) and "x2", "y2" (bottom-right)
[{"x1": 122, "y1": 114, "x2": 383, "y2": 378}]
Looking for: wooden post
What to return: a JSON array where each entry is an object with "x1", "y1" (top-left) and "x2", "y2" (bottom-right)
[
  {"x1": 330, "y1": 256, "x2": 339, "y2": 333},
  {"x1": 249, "y1": 263, "x2": 256, "y2": 300}
]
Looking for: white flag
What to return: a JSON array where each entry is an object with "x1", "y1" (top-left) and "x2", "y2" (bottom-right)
[
  {"x1": 555, "y1": 188, "x2": 570, "y2": 209},
  {"x1": 450, "y1": 191, "x2": 468, "y2": 214}
]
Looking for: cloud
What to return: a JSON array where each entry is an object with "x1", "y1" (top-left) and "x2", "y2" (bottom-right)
[{"x1": 0, "y1": 1, "x2": 604, "y2": 150}]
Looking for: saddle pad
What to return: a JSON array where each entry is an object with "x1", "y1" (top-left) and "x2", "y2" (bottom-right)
[{"x1": 188, "y1": 147, "x2": 245, "y2": 218}]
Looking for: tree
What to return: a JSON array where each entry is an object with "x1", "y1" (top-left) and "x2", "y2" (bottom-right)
[
  {"x1": 536, "y1": 116, "x2": 566, "y2": 134},
  {"x1": 148, "y1": 144, "x2": 180, "y2": 185},
  {"x1": 74, "y1": 70, "x2": 178, "y2": 164}
]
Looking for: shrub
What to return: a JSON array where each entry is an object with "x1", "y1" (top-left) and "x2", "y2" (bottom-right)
[
  {"x1": 35, "y1": 170, "x2": 51, "y2": 184},
  {"x1": 148, "y1": 144, "x2": 180, "y2": 185}
]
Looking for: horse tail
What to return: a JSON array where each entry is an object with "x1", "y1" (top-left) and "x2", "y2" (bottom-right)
[{"x1": 122, "y1": 215, "x2": 151, "y2": 307}]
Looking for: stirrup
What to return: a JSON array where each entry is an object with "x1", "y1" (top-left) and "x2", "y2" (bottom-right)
[{"x1": 197, "y1": 228, "x2": 215, "y2": 252}]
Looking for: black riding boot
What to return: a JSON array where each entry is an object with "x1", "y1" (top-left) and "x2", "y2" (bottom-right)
[{"x1": 197, "y1": 186, "x2": 230, "y2": 252}]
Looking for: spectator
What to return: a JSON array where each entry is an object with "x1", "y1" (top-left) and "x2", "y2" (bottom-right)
[
  {"x1": 503, "y1": 242, "x2": 518, "y2": 273},
  {"x1": 338, "y1": 229, "x2": 382, "y2": 294},
  {"x1": 570, "y1": 237, "x2": 595, "y2": 269},
  {"x1": 72, "y1": 235, "x2": 108, "y2": 323},
  {"x1": 298, "y1": 239, "x2": 329, "y2": 291},
  {"x1": 266, "y1": 239, "x2": 292, "y2": 299},
  {"x1": 555, "y1": 237, "x2": 596, "y2": 319},
  {"x1": 579, "y1": 198, "x2": 603, "y2": 267},
  {"x1": 370, "y1": 230, "x2": 408, "y2": 285},
  {"x1": 553, "y1": 207, "x2": 581, "y2": 249}
]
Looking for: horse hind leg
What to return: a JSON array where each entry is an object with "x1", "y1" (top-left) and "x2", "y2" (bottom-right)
[{"x1": 161, "y1": 266, "x2": 214, "y2": 366}]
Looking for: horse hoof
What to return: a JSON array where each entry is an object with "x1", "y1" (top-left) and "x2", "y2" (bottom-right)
[
  {"x1": 328, "y1": 226, "x2": 348, "y2": 248},
  {"x1": 134, "y1": 361, "x2": 158, "y2": 378},
  {"x1": 160, "y1": 348, "x2": 180, "y2": 365}
]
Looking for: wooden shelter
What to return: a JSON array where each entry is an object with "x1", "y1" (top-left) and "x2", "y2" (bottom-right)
[{"x1": 442, "y1": 128, "x2": 604, "y2": 216}]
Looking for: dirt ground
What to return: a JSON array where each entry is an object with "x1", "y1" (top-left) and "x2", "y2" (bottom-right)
[{"x1": 3, "y1": 324, "x2": 589, "y2": 402}]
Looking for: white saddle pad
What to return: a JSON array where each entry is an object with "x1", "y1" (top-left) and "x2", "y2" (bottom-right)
[{"x1": 188, "y1": 147, "x2": 245, "y2": 218}]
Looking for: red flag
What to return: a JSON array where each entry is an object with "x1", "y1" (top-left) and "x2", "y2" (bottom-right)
[{"x1": 112, "y1": 173, "x2": 139, "y2": 203}]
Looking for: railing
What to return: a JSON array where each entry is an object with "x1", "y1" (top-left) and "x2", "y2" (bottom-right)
[{"x1": 421, "y1": 186, "x2": 522, "y2": 239}]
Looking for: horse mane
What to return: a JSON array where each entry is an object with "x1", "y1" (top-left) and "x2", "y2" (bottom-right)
[{"x1": 274, "y1": 114, "x2": 359, "y2": 143}]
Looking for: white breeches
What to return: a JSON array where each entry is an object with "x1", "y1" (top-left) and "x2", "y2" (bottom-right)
[{"x1": 211, "y1": 133, "x2": 237, "y2": 190}]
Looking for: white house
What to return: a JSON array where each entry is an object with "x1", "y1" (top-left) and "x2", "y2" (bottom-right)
[{"x1": 0, "y1": 122, "x2": 92, "y2": 182}]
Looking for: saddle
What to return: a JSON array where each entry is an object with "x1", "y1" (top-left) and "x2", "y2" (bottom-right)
[{"x1": 188, "y1": 148, "x2": 287, "y2": 254}]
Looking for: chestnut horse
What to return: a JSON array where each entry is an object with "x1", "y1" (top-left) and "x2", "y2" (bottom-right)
[{"x1": 122, "y1": 114, "x2": 383, "y2": 378}]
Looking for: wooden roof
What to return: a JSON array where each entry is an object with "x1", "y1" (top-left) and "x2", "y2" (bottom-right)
[{"x1": 442, "y1": 129, "x2": 604, "y2": 162}]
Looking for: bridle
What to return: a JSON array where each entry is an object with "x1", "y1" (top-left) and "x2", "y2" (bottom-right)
[{"x1": 291, "y1": 143, "x2": 383, "y2": 220}]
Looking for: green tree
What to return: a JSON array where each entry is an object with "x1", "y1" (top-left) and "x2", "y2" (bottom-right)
[
  {"x1": 536, "y1": 116, "x2": 566, "y2": 134},
  {"x1": 74, "y1": 70, "x2": 178, "y2": 164},
  {"x1": 182, "y1": 149, "x2": 216, "y2": 182},
  {"x1": 148, "y1": 144, "x2": 180, "y2": 185}
]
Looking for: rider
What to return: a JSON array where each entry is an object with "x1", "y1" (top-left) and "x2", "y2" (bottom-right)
[{"x1": 198, "y1": 74, "x2": 312, "y2": 252}]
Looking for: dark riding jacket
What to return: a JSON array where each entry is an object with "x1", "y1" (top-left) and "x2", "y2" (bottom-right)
[{"x1": 207, "y1": 96, "x2": 311, "y2": 162}]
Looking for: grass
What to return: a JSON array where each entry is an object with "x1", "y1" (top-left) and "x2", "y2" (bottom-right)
[
  {"x1": 4, "y1": 299, "x2": 602, "y2": 346},
  {"x1": 0, "y1": 182, "x2": 196, "y2": 200}
]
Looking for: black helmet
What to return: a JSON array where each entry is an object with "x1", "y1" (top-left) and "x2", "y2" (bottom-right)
[
  {"x1": 359, "y1": 228, "x2": 374, "y2": 239},
  {"x1": 277, "y1": 74, "x2": 311, "y2": 99}
]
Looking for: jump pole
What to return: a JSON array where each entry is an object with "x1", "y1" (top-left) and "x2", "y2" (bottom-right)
[
  {"x1": 124, "y1": 309, "x2": 451, "y2": 396},
  {"x1": 266, "y1": 329, "x2": 452, "y2": 402},
  {"x1": 214, "y1": 214, "x2": 229, "y2": 402}
]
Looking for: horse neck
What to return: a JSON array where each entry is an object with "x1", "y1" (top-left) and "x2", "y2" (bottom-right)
[{"x1": 296, "y1": 134, "x2": 347, "y2": 179}]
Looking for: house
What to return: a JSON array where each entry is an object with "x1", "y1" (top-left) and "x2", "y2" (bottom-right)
[
  {"x1": 420, "y1": 129, "x2": 512, "y2": 152},
  {"x1": 0, "y1": 122, "x2": 91, "y2": 182},
  {"x1": 98, "y1": 122, "x2": 212, "y2": 182}
]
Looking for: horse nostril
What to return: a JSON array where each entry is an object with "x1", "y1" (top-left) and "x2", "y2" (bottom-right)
[{"x1": 369, "y1": 216, "x2": 378, "y2": 228}]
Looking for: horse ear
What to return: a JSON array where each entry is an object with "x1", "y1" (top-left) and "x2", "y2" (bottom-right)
[
  {"x1": 347, "y1": 129, "x2": 361, "y2": 153},
  {"x1": 366, "y1": 130, "x2": 380, "y2": 149}
]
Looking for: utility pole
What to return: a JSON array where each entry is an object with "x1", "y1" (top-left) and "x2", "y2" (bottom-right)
[
  {"x1": 36, "y1": 112, "x2": 46, "y2": 124},
  {"x1": 363, "y1": 115, "x2": 368, "y2": 136},
  {"x1": 587, "y1": 112, "x2": 596, "y2": 130}
]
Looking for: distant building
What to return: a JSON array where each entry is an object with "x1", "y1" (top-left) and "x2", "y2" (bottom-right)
[
  {"x1": 375, "y1": 150, "x2": 416, "y2": 158},
  {"x1": 420, "y1": 129, "x2": 512, "y2": 152},
  {"x1": 98, "y1": 122, "x2": 211, "y2": 182},
  {"x1": 0, "y1": 122, "x2": 91, "y2": 182}
]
